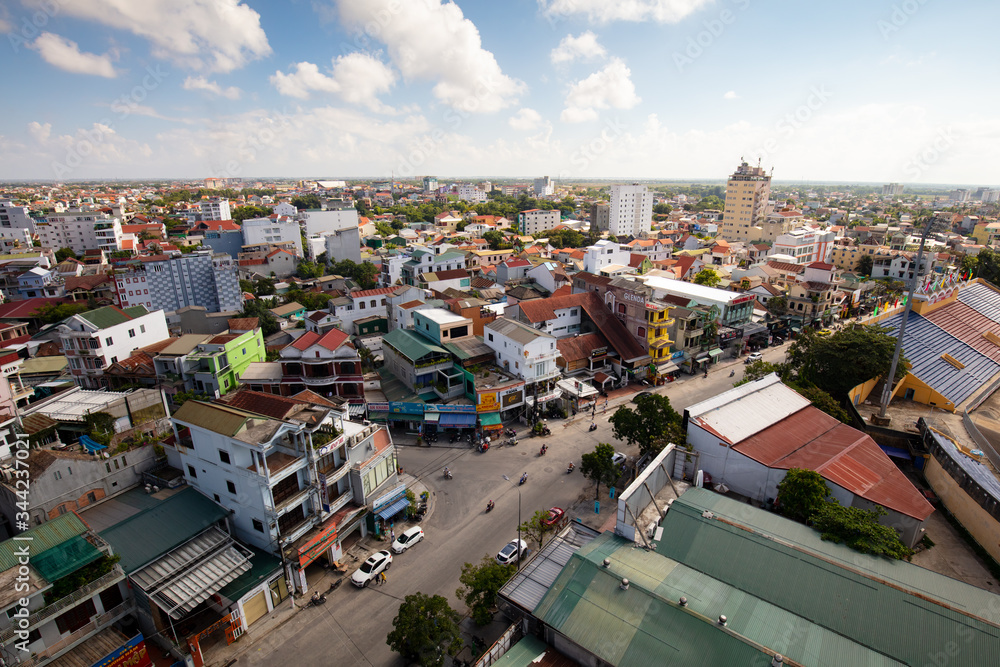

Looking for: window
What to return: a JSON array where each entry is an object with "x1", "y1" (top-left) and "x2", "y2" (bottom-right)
[
  {"x1": 214, "y1": 494, "x2": 221, "y2": 502},
  {"x1": 359, "y1": 301, "x2": 365, "y2": 309},
  {"x1": 54, "y1": 470, "x2": 62, "y2": 481},
  {"x1": 219, "y1": 450, "x2": 231, "y2": 464},
  {"x1": 87, "y1": 491, "x2": 97, "y2": 503},
  {"x1": 252, "y1": 518, "x2": 265, "y2": 532},
  {"x1": 55, "y1": 599, "x2": 96, "y2": 634},
  {"x1": 105, "y1": 336, "x2": 112, "y2": 346},
  {"x1": 128, "y1": 329, "x2": 135, "y2": 338},
  {"x1": 140, "y1": 324, "x2": 146, "y2": 333},
  {"x1": 370, "y1": 300, "x2": 376, "y2": 307},
  {"x1": 227, "y1": 480, "x2": 237, "y2": 494},
  {"x1": 187, "y1": 465, "x2": 198, "y2": 479},
  {"x1": 488, "y1": 333, "x2": 493, "y2": 341}
]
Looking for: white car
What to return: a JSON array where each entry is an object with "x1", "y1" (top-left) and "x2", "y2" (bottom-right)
[
  {"x1": 495, "y1": 539, "x2": 528, "y2": 565},
  {"x1": 745, "y1": 352, "x2": 763, "y2": 364},
  {"x1": 391, "y1": 526, "x2": 424, "y2": 554},
  {"x1": 612, "y1": 452, "x2": 627, "y2": 467},
  {"x1": 351, "y1": 550, "x2": 392, "y2": 587}
]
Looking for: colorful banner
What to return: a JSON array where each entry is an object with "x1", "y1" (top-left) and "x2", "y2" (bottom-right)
[
  {"x1": 478, "y1": 392, "x2": 499, "y2": 412},
  {"x1": 91, "y1": 634, "x2": 152, "y2": 667},
  {"x1": 298, "y1": 518, "x2": 339, "y2": 567}
]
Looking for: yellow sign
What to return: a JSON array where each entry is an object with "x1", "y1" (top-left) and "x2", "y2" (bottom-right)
[{"x1": 478, "y1": 392, "x2": 499, "y2": 412}]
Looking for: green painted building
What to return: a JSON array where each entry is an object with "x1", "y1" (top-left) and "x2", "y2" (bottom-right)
[{"x1": 185, "y1": 327, "x2": 266, "y2": 397}]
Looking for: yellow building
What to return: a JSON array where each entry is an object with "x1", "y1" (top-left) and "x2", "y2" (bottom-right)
[
  {"x1": 720, "y1": 160, "x2": 771, "y2": 242},
  {"x1": 645, "y1": 303, "x2": 674, "y2": 362},
  {"x1": 829, "y1": 241, "x2": 881, "y2": 271},
  {"x1": 971, "y1": 221, "x2": 1000, "y2": 246}
]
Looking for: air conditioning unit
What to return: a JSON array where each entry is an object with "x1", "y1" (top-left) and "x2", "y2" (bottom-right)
[{"x1": 0, "y1": 465, "x2": 13, "y2": 483}]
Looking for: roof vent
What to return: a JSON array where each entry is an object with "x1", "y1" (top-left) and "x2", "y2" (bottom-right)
[
  {"x1": 619, "y1": 578, "x2": 629, "y2": 591},
  {"x1": 602, "y1": 558, "x2": 611, "y2": 568},
  {"x1": 679, "y1": 596, "x2": 688, "y2": 607},
  {"x1": 718, "y1": 615, "x2": 727, "y2": 626},
  {"x1": 771, "y1": 656, "x2": 784, "y2": 667}
]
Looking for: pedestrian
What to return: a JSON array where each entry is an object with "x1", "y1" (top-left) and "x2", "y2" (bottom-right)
[
  {"x1": 380, "y1": 571, "x2": 387, "y2": 585},
  {"x1": 390, "y1": 529, "x2": 395, "y2": 543}
]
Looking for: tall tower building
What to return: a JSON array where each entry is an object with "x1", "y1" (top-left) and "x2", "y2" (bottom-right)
[
  {"x1": 721, "y1": 160, "x2": 772, "y2": 242},
  {"x1": 609, "y1": 184, "x2": 652, "y2": 238}
]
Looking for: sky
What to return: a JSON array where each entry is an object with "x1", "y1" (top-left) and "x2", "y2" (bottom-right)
[{"x1": 0, "y1": 0, "x2": 997, "y2": 185}]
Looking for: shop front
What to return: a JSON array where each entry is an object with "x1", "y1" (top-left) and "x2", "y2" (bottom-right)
[
  {"x1": 370, "y1": 484, "x2": 410, "y2": 537},
  {"x1": 428, "y1": 404, "x2": 478, "y2": 436},
  {"x1": 368, "y1": 401, "x2": 425, "y2": 432},
  {"x1": 525, "y1": 388, "x2": 562, "y2": 424},
  {"x1": 499, "y1": 384, "x2": 525, "y2": 422},
  {"x1": 556, "y1": 378, "x2": 598, "y2": 414}
]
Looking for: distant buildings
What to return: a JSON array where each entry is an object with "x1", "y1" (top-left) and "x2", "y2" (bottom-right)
[
  {"x1": 882, "y1": 183, "x2": 904, "y2": 196},
  {"x1": 36, "y1": 210, "x2": 123, "y2": 254},
  {"x1": 720, "y1": 160, "x2": 771, "y2": 242},
  {"x1": 0, "y1": 200, "x2": 34, "y2": 245},
  {"x1": 533, "y1": 176, "x2": 554, "y2": 197},
  {"x1": 183, "y1": 197, "x2": 231, "y2": 221},
  {"x1": 457, "y1": 184, "x2": 487, "y2": 203},
  {"x1": 422, "y1": 176, "x2": 438, "y2": 193},
  {"x1": 609, "y1": 184, "x2": 652, "y2": 238},
  {"x1": 589, "y1": 202, "x2": 609, "y2": 233}
]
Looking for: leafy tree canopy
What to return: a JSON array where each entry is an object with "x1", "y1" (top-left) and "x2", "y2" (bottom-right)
[
  {"x1": 456, "y1": 557, "x2": 516, "y2": 627},
  {"x1": 386, "y1": 593, "x2": 463, "y2": 666},
  {"x1": 291, "y1": 194, "x2": 321, "y2": 210},
  {"x1": 789, "y1": 325, "x2": 906, "y2": 400},
  {"x1": 581, "y1": 442, "x2": 619, "y2": 500},
  {"x1": 776, "y1": 468, "x2": 830, "y2": 522},
  {"x1": 812, "y1": 503, "x2": 913, "y2": 560},
  {"x1": 609, "y1": 393, "x2": 685, "y2": 457},
  {"x1": 55, "y1": 247, "x2": 76, "y2": 262},
  {"x1": 232, "y1": 205, "x2": 272, "y2": 223},
  {"x1": 692, "y1": 268, "x2": 721, "y2": 287},
  {"x1": 856, "y1": 253, "x2": 873, "y2": 277},
  {"x1": 520, "y1": 509, "x2": 558, "y2": 551},
  {"x1": 239, "y1": 298, "x2": 281, "y2": 337},
  {"x1": 32, "y1": 302, "x2": 88, "y2": 324}
]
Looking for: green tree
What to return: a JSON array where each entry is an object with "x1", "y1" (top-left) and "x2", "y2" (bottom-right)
[
  {"x1": 284, "y1": 289, "x2": 332, "y2": 311},
  {"x1": 239, "y1": 299, "x2": 280, "y2": 337},
  {"x1": 354, "y1": 261, "x2": 379, "y2": 289},
  {"x1": 609, "y1": 393, "x2": 685, "y2": 457},
  {"x1": 520, "y1": 509, "x2": 557, "y2": 551},
  {"x1": 776, "y1": 468, "x2": 829, "y2": 522},
  {"x1": 291, "y1": 194, "x2": 321, "y2": 210},
  {"x1": 239, "y1": 279, "x2": 254, "y2": 294},
  {"x1": 456, "y1": 557, "x2": 516, "y2": 626},
  {"x1": 55, "y1": 247, "x2": 76, "y2": 262},
  {"x1": 580, "y1": 443, "x2": 619, "y2": 500},
  {"x1": 653, "y1": 203, "x2": 673, "y2": 215},
  {"x1": 693, "y1": 195, "x2": 725, "y2": 211},
  {"x1": 791, "y1": 325, "x2": 906, "y2": 400},
  {"x1": 856, "y1": 253, "x2": 873, "y2": 277},
  {"x1": 232, "y1": 205, "x2": 271, "y2": 223},
  {"x1": 483, "y1": 230, "x2": 506, "y2": 250},
  {"x1": 386, "y1": 593, "x2": 463, "y2": 666},
  {"x1": 295, "y1": 260, "x2": 323, "y2": 280},
  {"x1": 375, "y1": 220, "x2": 395, "y2": 236},
  {"x1": 811, "y1": 503, "x2": 913, "y2": 560},
  {"x1": 32, "y1": 302, "x2": 88, "y2": 324},
  {"x1": 253, "y1": 276, "x2": 276, "y2": 296},
  {"x1": 794, "y1": 384, "x2": 851, "y2": 424},
  {"x1": 692, "y1": 268, "x2": 721, "y2": 287},
  {"x1": 455, "y1": 221, "x2": 468, "y2": 232}
]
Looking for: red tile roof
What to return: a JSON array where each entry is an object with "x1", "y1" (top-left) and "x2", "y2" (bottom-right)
[
  {"x1": 807, "y1": 261, "x2": 834, "y2": 270},
  {"x1": 289, "y1": 328, "x2": 350, "y2": 352},
  {"x1": 423, "y1": 269, "x2": 469, "y2": 280},
  {"x1": 556, "y1": 332, "x2": 609, "y2": 362},
  {"x1": 220, "y1": 389, "x2": 302, "y2": 419},
  {"x1": 65, "y1": 274, "x2": 112, "y2": 291},
  {"x1": 227, "y1": 317, "x2": 259, "y2": 331},
  {"x1": 733, "y1": 406, "x2": 934, "y2": 520},
  {"x1": 351, "y1": 286, "x2": 398, "y2": 299},
  {"x1": 0, "y1": 297, "x2": 68, "y2": 319}
]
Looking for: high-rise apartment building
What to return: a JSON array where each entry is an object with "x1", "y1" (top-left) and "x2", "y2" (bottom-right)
[
  {"x1": 423, "y1": 176, "x2": 438, "y2": 193},
  {"x1": 518, "y1": 209, "x2": 560, "y2": 235},
  {"x1": 183, "y1": 197, "x2": 232, "y2": 222},
  {"x1": 115, "y1": 250, "x2": 242, "y2": 313},
  {"x1": 609, "y1": 184, "x2": 652, "y2": 238},
  {"x1": 721, "y1": 161, "x2": 771, "y2": 242},
  {"x1": 35, "y1": 210, "x2": 123, "y2": 254},
  {"x1": 457, "y1": 184, "x2": 487, "y2": 203},
  {"x1": 590, "y1": 202, "x2": 610, "y2": 233},
  {"x1": 0, "y1": 200, "x2": 34, "y2": 245},
  {"x1": 534, "y1": 176, "x2": 554, "y2": 197},
  {"x1": 881, "y1": 183, "x2": 904, "y2": 197}
]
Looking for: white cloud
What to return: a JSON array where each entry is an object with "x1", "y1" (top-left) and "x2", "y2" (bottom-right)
[
  {"x1": 334, "y1": 0, "x2": 525, "y2": 113},
  {"x1": 539, "y1": 0, "x2": 714, "y2": 24},
  {"x1": 509, "y1": 108, "x2": 543, "y2": 131},
  {"x1": 271, "y1": 53, "x2": 397, "y2": 112},
  {"x1": 25, "y1": 0, "x2": 270, "y2": 72},
  {"x1": 561, "y1": 58, "x2": 641, "y2": 123},
  {"x1": 29, "y1": 32, "x2": 118, "y2": 78},
  {"x1": 723, "y1": 90, "x2": 739, "y2": 100},
  {"x1": 550, "y1": 31, "x2": 607, "y2": 65},
  {"x1": 183, "y1": 76, "x2": 242, "y2": 100}
]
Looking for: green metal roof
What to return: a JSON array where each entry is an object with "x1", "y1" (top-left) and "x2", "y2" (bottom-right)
[
  {"x1": 382, "y1": 328, "x2": 448, "y2": 363},
  {"x1": 490, "y1": 635, "x2": 555, "y2": 667},
  {"x1": 78, "y1": 305, "x2": 137, "y2": 328},
  {"x1": 656, "y1": 489, "x2": 1000, "y2": 666},
  {"x1": 32, "y1": 535, "x2": 103, "y2": 582},
  {"x1": 99, "y1": 487, "x2": 230, "y2": 572},
  {"x1": 173, "y1": 400, "x2": 252, "y2": 437},
  {"x1": 123, "y1": 305, "x2": 149, "y2": 318},
  {"x1": 218, "y1": 544, "x2": 282, "y2": 602},
  {"x1": 0, "y1": 512, "x2": 90, "y2": 573}
]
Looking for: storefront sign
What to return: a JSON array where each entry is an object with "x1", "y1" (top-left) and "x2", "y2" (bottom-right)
[
  {"x1": 591, "y1": 346, "x2": 608, "y2": 358},
  {"x1": 316, "y1": 434, "x2": 346, "y2": 457},
  {"x1": 478, "y1": 392, "x2": 499, "y2": 413},
  {"x1": 91, "y1": 634, "x2": 152, "y2": 667},
  {"x1": 373, "y1": 484, "x2": 408, "y2": 512},
  {"x1": 730, "y1": 294, "x2": 754, "y2": 305},
  {"x1": 298, "y1": 519, "x2": 339, "y2": 567},
  {"x1": 671, "y1": 350, "x2": 686, "y2": 360},
  {"x1": 367, "y1": 402, "x2": 390, "y2": 412},
  {"x1": 502, "y1": 389, "x2": 523, "y2": 408},
  {"x1": 622, "y1": 291, "x2": 646, "y2": 304},
  {"x1": 389, "y1": 401, "x2": 424, "y2": 415},
  {"x1": 424, "y1": 404, "x2": 476, "y2": 413}
]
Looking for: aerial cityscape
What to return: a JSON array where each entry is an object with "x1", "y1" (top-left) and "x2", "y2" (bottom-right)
[{"x1": 1, "y1": 1, "x2": 1000, "y2": 667}]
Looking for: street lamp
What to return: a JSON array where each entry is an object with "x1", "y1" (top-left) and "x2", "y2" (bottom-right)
[{"x1": 502, "y1": 475, "x2": 522, "y2": 570}]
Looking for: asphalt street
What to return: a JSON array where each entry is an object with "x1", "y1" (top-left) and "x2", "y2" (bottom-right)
[{"x1": 233, "y1": 344, "x2": 790, "y2": 666}]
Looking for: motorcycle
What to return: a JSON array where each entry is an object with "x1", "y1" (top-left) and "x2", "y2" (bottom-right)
[
  {"x1": 444, "y1": 468, "x2": 453, "y2": 480},
  {"x1": 589, "y1": 422, "x2": 597, "y2": 432},
  {"x1": 539, "y1": 444, "x2": 547, "y2": 456},
  {"x1": 478, "y1": 442, "x2": 489, "y2": 453},
  {"x1": 486, "y1": 500, "x2": 495, "y2": 513},
  {"x1": 308, "y1": 593, "x2": 327, "y2": 607},
  {"x1": 504, "y1": 428, "x2": 517, "y2": 437},
  {"x1": 519, "y1": 473, "x2": 528, "y2": 486},
  {"x1": 567, "y1": 463, "x2": 575, "y2": 474},
  {"x1": 505, "y1": 437, "x2": 517, "y2": 447},
  {"x1": 729, "y1": 369, "x2": 735, "y2": 377}
]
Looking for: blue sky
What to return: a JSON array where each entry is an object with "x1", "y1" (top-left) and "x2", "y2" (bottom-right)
[{"x1": 1, "y1": 0, "x2": 997, "y2": 184}]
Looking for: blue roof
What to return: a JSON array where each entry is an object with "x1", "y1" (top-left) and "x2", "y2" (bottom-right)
[
  {"x1": 958, "y1": 281, "x2": 1000, "y2": 323},
  {"x1": 880, "y1": 310, "x2": 998, "y2": 406}
]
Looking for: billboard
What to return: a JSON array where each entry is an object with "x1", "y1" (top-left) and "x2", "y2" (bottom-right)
[{"x1": 91, "y1": 634, "x2": 152, "y2": 667}]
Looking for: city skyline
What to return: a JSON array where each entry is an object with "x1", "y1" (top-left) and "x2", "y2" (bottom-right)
[{"x1": 1, "y1": 0, "x2": 997, "y2": 184}]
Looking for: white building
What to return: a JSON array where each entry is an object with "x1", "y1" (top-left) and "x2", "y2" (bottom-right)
[
  {"x1": 273, "y1": 201, "x2": 298, "y2": 216},
  {"x1": 184, "y1": 197, "x2": 231, "y2": 222},
  {"x1": 323, "y1": 225, "x2": 362, "y2": 263},
  {"x1": 518, "y1": 209, "x2": 560, "y2": 236},
  {"x1": 242, "y1": 216, "x2": 303, "y2": 257},
  {"x1": 583, "y1": 240, "x2": 631, "y2": 274},
  {"x1": 423, "y1": 176, "x2": 439, "y2": 193},
  {"x1": 609, "y1": 184, "x2": 653, "y2": 238},
  {"x1": 457, "y1": 184, "x2": 487, "y2": 203},
  {"x1": 0, "y1": 200, "x2": 35, "y2": 243},
  {"x1": 533, "y1": 176, "x2": 554, "y2": 197},
  {"x1": 35, "y1": 210, "x2": 123, "y2": 254},
  {"x1": 299, "y1": 208, "x2": 359, "y2": 236},
  {"x1": 57, "y1": 305, "x2": 170, "y2": 389},
  {"x1": 484, "y1": 318, "x2": 560, "y2": 387},
  {"x1": 769, "y1": 227, "x2": 836, "y2": 264}
]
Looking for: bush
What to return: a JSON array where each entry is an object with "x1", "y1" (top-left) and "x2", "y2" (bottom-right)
[{"x1": 811, "y1": 502, "x2": 913, "y2": 560}]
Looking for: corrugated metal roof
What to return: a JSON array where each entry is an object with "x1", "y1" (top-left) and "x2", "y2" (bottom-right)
[
  {"x1": 172, "y1": 400, "x2": 252, "y2": 437},
  {"x1": 734, "y1": 406, "x2": 934, "y2": 520},
  {"x1": 100, "y1": 487, "x2": 230, "y2": 572},
  {"x1": 958, "y1": 280, "x2": 1000, "y2": 323},
  {"x1": 686, "y1": 373, "x2": 811, "y2": 444},
  {"x1": 925, "y1": 298, "x2": 1000, "y2": 363},
  {"x1": 657, "y1": 489, "x2": 1000, "y2": 665},
  {"x1": 880, "y1": 310, "x2": 998, "y2": 406},
  {"x1": 0, "y1": 512, "x2": 89, "y2": 572},
  {"x1": 382, "y1": 328, "x2": 449, "y2": 362},
  {"x1": 78, "y1": 305, "x2": 136, "y2": 329}
]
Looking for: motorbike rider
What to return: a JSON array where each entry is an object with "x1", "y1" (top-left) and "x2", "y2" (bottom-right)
[
  {"x1": 567, "y1": 462, "x2": 575, "y2": 472},
  {"x1": 487, "y1": 500, "x2": 494, "y2": 511},
  {"x1": 444, "y1": 466, "x2": 451, "y2": 477},
  {"x1": 311, "y1": 591, "x2": 323, "y2": 604},
  {"x1": 520, "y1": 472, "x2": 528, "y2": 484}
]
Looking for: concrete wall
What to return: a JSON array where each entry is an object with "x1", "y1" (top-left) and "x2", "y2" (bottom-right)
[{"x1": 925, "y1": 455, "x2": 1000, "y2": 563}]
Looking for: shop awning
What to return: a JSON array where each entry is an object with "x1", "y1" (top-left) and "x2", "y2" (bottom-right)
[
  {"x1": 708, "y1": 348, "x2": 723, "y2": 358},
  {"x1": 695, "y1": 352, "x2": 710, "y2": 361},
  {"x1": 480, "y1": 412, "x2": 502, "y2": 427},
  {"x1": 377, "y1": 497, "x2": 410, "y2": 520},
  {"x1": 656, "y1": 361, "x2": 679, "y2": 374},
  {"x1": 347, "y1": 403, "x2": 366, "y2": 417},
  {"x1": 368, "y1": 411, "x2": 389, "y2": 421},
  {"x1": 440, "y1": 413, "x2": 477, "y2": 426},
  {"x1": 131, "y1": 526, "x2": 252, "y2": 619},
  {"x1": 424, "y1": 412, "x2": 440, "y2": 423}
]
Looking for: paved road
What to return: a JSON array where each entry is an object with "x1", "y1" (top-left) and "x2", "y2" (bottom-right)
[{"x1": 234, "y1": 343, "x2": 790, "y2": 666}]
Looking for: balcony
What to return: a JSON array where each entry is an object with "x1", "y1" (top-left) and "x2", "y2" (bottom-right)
[
  {"x1": 269, "y1": 484, "x2": 314, "y2": 517},
  {"x1": 0, "y1": 565, "x2": 126, "y2": 642},
  {"x1": 13, "y1": 600, "x2": 133, "y2": 667}
]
